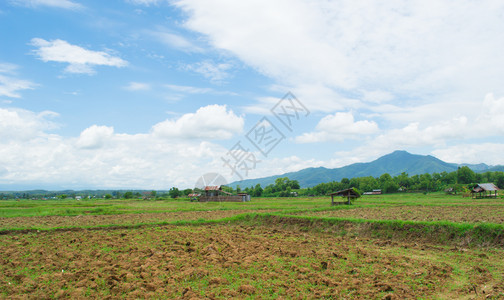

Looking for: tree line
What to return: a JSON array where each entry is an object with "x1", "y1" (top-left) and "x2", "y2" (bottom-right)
[
  {"x1": 2, "y1": 167, "x2": 503, "y2": 200},
  {"x1": 236, "y1": 167, "x2": 504, "y2": 197}
]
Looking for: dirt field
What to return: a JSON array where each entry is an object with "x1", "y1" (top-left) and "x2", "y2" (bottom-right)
[
  {"x1": 296, "y1": 205, "x2": 504, "y2": 223},
  {"x1": 0, "y1": 210, "x2": 274, "y2": 230},
  {"x1": 1, "y1": 222, "x2": 503, "y2": 299}
]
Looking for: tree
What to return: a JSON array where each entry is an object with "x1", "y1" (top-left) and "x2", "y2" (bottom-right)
[
  {"x1": 124, "y1": 191, "x2": 134, "y2": 199},
  {"x1": 495, "y1": 172, "x2": 504, "y2": 189},
  {"x1": 457, "y1": 166, "x2": 475, "y2": 184},
  {"x1": 253, "y1": 184, "x2": 263, "y2": 197},
  {"x1": 104, "y1": 194, "x2": 112, "y2": 199},
  {"x1": 168, "y1": 187, "x2": 182, "y2": 198}
]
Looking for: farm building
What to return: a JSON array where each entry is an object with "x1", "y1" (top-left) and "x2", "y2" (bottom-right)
[
  {"x1": 329, "y1": 188, "x2": 360, "y2": 205},
  {"x1": 363, "y1": 189, "x2": 382, "y2": 195},
  {"x1": 471, "y1": 183, "x2": 499, "y2": 199},
  {"x1": 198, "y1": 186, "x2": 250, "y2": 202}
]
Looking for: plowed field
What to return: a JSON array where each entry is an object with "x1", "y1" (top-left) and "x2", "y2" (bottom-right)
[
  {"x1": 2, "y1": 223, "x2": 503, "y2": 299},
  {"x1": 296, "y1": 205, "x2": 504, "y2": 223},
  {"x1": 0, "y1": 210, "x2": 274, "y2": 230}
]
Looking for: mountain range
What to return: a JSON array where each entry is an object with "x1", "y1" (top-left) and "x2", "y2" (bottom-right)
[{"x1": 231, "y1": 150, "x2": 504, "y2": 188}]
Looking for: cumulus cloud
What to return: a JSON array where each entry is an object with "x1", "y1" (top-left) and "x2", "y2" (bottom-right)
[
  {"x1": 152, "y1": 104, "x2": 244, "y2": 139},
  {"x1": 30, "y1": 38, "x2": 128, "y2": 74},
  {"x1": 76, "y1": 125, "x2": 114, "y2": 149},
  {"x1": 324, "y1": 93, "x2": 504, "y2": 165},
  {"x1": 10, "y1": 0, "x2": 83, "y2": 10},
  {"x1": 0, "y1": 106, "x2": 240, "y2": 189},
  {"x1": 296, "y1": 112, "x2": 379, "y2": 143},
  {"x1": 0, "y1": 108, "x2": 59, "y2": 141}
]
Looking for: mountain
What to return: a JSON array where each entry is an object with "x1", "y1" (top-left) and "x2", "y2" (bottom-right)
[{"x1": 230, "y1": 150, "x2": 501, "y2": 188}]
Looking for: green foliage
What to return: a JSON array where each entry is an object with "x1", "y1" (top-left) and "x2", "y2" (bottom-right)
[
  {"x1": 495, "y1": 172, "x2": 504, "y2": 189},
  {"x1": 104, "y1": 194, "x2": 112, "y2": 199},
  {"x1": 123, "y1": 191, "x2": 134, "y2": 199},
  {"x1": 457, "y1": 166, "x2": 476, "y2": 184},
  {"x1": 168, "y1": 187, "x2": 182, "y2": 198}
]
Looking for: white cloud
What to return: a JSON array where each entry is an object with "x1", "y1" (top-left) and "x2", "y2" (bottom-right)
[
  {"x1": 0, "y1": 75, "x2": 36, "y2": 98},
  {"x1": 0, "y1": 63, "x2": 36, "y2": 98},
  {"x1": 126, "y1": 0, "x2": 163, "y2": 5},
  {"x1": 175, "y1": 0, "x2": 504, "y2": 116},
  {"x1": 147, "y1": 30, "x2": 203, "y2": 52},
  {"x1": 165, "y1": 84, "x2": 212, "y2": 94},
  {"x1": 124, "y1": 82, "x2": 151, "y2": 91},
  {"x1": 0, "y1": 106, "x2": 240, "y2": 189},
  {"x1": 432, "y1": 144, "x2": 504, "y2": 165},
  {"x1": 0, "y1": 108, "x2": 59, "y2": 142},
  {"x1": 183, "y1": 60, "x2": 233, "y2": 84},
  {"x1": 10, "y1": 0, "x2": 83, "y2": 10},
  {"x1": 373, "y1": 94, "x2": 504, "y2": 149},
  {"x1": 323, "y1": 93, "x2": 504, "y2": 165},
  {"x1": 296, "y1": 112, "x2": 379, "y2": 143},
  {"x1": 30, "y1": 38, "x2": 128, "y2": 74},
  {"x1": 76, "y1": 125, "x2": 114, "y2": 149},
  {"x1": 152, "y1": 104, "x2": 244, "y2": 139}
]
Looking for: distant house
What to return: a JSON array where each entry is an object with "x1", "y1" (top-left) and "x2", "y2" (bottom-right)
[
  {"x1": 198, "y1": 186, "x2": 250, "y2": 202},
  {"x1": 75, "y1": 196, "x2": 82, "y2": 201},
  {"x1": 329, "y1": 188, "x2": 360, "y2": 205},
  {"x1": 471, "y1": 183, "x2": 499, "y2": 199},
  {"x1": 363, "y1": 189, "x2": 382, "y2": 195}
]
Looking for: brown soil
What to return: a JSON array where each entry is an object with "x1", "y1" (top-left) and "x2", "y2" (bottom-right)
[
  {"x1": 1, "y1": 223, "x2": 503, "y2": 299},
  {"x1": 298, "y1": 205, "x2": 504, "y2": 223},
  {"x1": 0, "y1": 210, "x2": 273, "y2": 230}
]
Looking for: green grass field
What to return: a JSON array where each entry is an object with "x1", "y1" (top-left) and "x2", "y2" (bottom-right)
[{"x1": 1, "y1": 192, "x2": 504, "y2": 298}]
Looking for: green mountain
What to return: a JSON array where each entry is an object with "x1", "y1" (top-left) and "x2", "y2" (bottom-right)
[{"x1": 231, "y1": 150, "x2": 500, "y2": 188}]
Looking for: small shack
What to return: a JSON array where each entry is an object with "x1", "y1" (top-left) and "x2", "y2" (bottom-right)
[
  {"x1": 471, "y1": 183, "x2": 499, "y2": 199},
  {"x1": 329, "y1": 188, "x2": 360, "y2": 205},
  {"x1": 199, "y1": 186, "x2": 250, "y2": 202},
  {"x1": 188, "y1": 193, "x2": 201, "y2": 202},
  {"x1": 237, "y1": 193, "x2": 251, "y2": 202}
]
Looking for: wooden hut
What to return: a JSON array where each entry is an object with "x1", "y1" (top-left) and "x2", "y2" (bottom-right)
[
  {"x1": 329, "y1": 188, "x2": 360, "y2": 205},
  {"x1": 471, "y1": 183, "x2": 499, "y2": 199},
  {"x1": 199, "y1": 186, "x2": 250, "y2": 202}
]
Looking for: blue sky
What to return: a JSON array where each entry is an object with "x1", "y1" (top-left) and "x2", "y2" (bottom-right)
[{"x1": 1, "y1": 0, "x2": 504, "y2": 190}]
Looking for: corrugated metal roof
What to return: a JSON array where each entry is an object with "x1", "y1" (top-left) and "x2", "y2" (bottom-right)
[
  {"x1": 477, "y1": 183, "x2": 499, "y2": 191},
  {"x1": 204, "y1": 186, "x2": 221, "y2": 191}
]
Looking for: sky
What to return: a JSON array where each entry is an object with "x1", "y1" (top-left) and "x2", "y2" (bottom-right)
[{"x1": 1, "y1": 0, "x2": 504, "y2": 190}]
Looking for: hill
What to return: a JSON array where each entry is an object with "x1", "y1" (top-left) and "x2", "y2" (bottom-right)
[{"x1": 231, "y1": 150, "x2": 501, "y2": 188}]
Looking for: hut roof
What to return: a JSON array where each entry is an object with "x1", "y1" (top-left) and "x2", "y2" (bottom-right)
[
  {"x1": 329, "y1": 188, "x2": 360, "y2": 198},
  {"x1": 472, "y1": 183, "x2": 499, "y2": 193},
  {"x1": 204, "y1": 186, "x2": 221, "y2": 191},
  {"x1": 188, "y1": 193, "x2": 201, "y2": 197}
]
